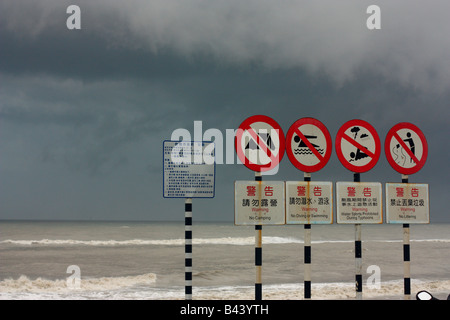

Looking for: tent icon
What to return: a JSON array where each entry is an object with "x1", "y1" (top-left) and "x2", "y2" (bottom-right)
[{"x1": 245, "y1": 133, "x2": 275, "y2": 151}]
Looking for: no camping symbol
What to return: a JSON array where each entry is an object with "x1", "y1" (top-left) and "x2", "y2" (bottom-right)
[
  {"x1": 385, "y1": 122, "x2": 428, "y2": 175},
  {"x1": 235, "y1": 115, "x2": 285, "y2": 172},
  {"x1": 286, "y1": 118, "x2": 332, "y2": 173},
  {"x1": 335, "y1": 119, "x2": 381, "y2": 173}
]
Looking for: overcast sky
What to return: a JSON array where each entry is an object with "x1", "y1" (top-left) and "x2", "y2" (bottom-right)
[{"x1": 0, "y1": 0, "x2": 449, "y2": 222}]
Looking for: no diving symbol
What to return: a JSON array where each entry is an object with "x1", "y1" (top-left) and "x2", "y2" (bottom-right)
[
  {"x1": 293, "y1": 134, "x2": 324, "y2": 156},
  {"x1": 335, "y1": 119, "x2": 381, "y2": 173},
  {"x1": 286, "y1": 118, "x2": 332, "y2": 173},
  {"x1": 385, "y1": 122, "x2": 428, "y2": 175}
]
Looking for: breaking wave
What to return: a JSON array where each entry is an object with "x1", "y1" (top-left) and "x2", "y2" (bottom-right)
[
  {"x1": 0, "y1": 237, "x2": 300, "y2": 246},
  {"x1": 191, "y1": 279, "x2": 450, "y2": 300},
  {"x1": 1, "y1": 237, "x2": 448, "y2": 247},
  {"x1": 2, "y1": 276, "x2": 449, "y2": 300},
  {"x1": 0, "y1": 273, "x2": 157, "y2": 294}
]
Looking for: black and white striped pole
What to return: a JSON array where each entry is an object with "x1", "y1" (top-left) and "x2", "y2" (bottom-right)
[
  {"x1": 185, "y1": 198, "x2": 193, "y2": 300},
  {"x1": 354, "y1": 173, "x2": 363, "y2": 300},
  {"x1": 402, "y1": 174, "x2": 411, "y2": 300},
  {"x1": 255, "y1": 171, "x2": 263, "y2": 300},
  {"x1": 303, "y1": 172, "x2": 312, "y2": 300}
]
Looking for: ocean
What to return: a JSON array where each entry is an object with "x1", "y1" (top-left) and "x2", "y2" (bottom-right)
[{"x1": 0, "y1": 221, "x2": 449, "y2": 300}]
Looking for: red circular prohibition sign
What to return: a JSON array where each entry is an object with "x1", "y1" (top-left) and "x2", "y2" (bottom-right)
[
  {"x1": 235, "y1": 115, "x2": 285, "y2": 172},
  {"x1": 335, "y1": 119, "x2": 381, "y2": 173},
  {"x1": 384, "y1": 122, "x2": 428, "y2": 175},
  {"x1": 286, "y1": 117, "x2": 332, "y2": 173}
]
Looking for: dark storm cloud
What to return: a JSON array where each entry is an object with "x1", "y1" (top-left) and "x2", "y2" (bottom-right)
[
  {"x1": 0, "y1": 74, "x2": 183, "y2": 175},
  {"x1": 0, "y1": 1, "x2": 449, "y2": 221},
  {"x1": 2, "y1": 0, "x2": 450, "y2": 91}
]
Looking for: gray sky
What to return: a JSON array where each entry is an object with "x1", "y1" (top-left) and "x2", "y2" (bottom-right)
[{"x1": 0, "y1": 0, "x2": 449, "y2": 222}]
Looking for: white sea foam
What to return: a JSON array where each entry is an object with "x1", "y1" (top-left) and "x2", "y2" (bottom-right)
[
  {"x1": 1, "y1": 237, "x2": 449, "y2": 246},
  {"x1": 176, "y1": 279, "x2": 450, "y2": 300},
  {"x1": 1, "y1": 276, "x2": 448, "y2": 300},
  {"x1": 0, "y1": 237, "x2": 299, "y2": 246},
  {"x1": 0, "y1": 273, "x2": 157, "y2": 294},
  {"x1": 1, "y1": 222, "x2": 448, "y2": 300}
]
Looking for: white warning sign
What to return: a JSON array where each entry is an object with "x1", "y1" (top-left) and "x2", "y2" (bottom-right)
[
  {"x1": 234, "y1": 180, "x2": 285, "y2": 225},
  {"x1": 386, "y1": 183, "x2": 429, "y2": 224},
  {"x1": 285, "y1": 181, "x2": 333, "y2": 224},
  {"x1": 336, "y1": 182, "x2": 383, "y2": 224}
]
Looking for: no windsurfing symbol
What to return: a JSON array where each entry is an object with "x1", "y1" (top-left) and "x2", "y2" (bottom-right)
[
  {"x1": 385, "y1": 122, "x2": 428, "y2": 175},
  {"x1": 335, "y1": 119, "x2": 381, "y2": 173},
  {"x1": 235, "y1": 115, "x2": 285, "y2": 172},
  {"x1": 286, "y1": 118, "x2": 332, "y2": 173}
]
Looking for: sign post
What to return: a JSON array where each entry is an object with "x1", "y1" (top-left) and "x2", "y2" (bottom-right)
[
  {"x1": 255, "y1": 172, "x2": 263, "y2": 301},
  {"x1": 335, "y1": 119, "x2": 381, "y2": 300},
  {"x1": 285, "y1": 117, "x2": 333, "y2": 299},
  {"x1": 234, "y1": 115, "x2": 285, "y2": 300},
  {"x1": 384, "y1": 122, "x2": 429, "y2": 300},
  {"x1": 235, "y1": 176, "x2": 285, "y2": 298},
  {"x1": 304, "y1": 173, "x2": 312, "y2": 301},
  {"x1": 185, "y1": 198, "x2": 193, "y2": 299},
  {"x1": 163, "y1": 140, "x2": 215, "y2": 300}
]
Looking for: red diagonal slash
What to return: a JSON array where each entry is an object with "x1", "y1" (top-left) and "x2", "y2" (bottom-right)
[
  {"x1": 342, "y1": 134, "x2": 375, "y2": 158},
  {"x1": 392, "y1": 131, "x2": 420, "y2": 164},
  {"x1": 244, "y1": 125, "x2": 278, "y2": 164},
  {"x1": 293, "y1": 127, "x2": 324, "y2": 161}
]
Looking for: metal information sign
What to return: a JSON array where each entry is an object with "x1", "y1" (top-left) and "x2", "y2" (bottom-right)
[
  {"x1": 285, "y1": 181, "x2": 333, "y2": 224},
  {"x1": 336, "y1": 182, "x2": 383, "y2": 224},
  {"x1": 234, "y1": 180, "x2": 285, "y2": 225},
  {"x1": 163, "y1": 140, "x2": 215, "y2": 198},
  {"x1": 386, "y1": 183, "x2": 429, "y2": 224}
]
